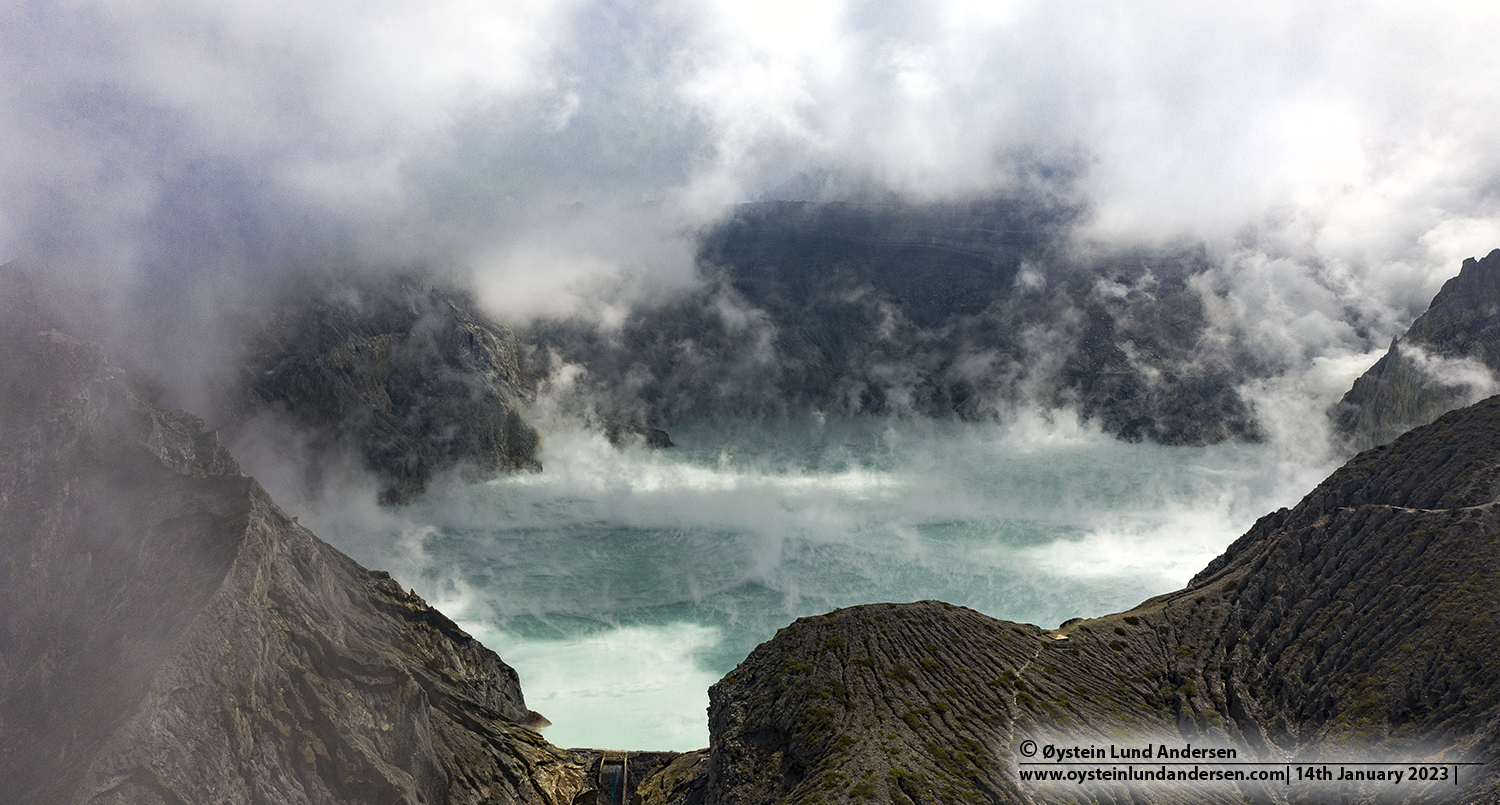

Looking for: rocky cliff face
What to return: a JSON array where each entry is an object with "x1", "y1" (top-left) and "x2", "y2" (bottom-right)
[
  {"x1": 1333, "y1": 249, "x2": 1500, "y2": 450},
  {"x1": 0, "y1": 323, "x2": 590, "y2": 804},
  {"x1": 234, "y1": 274, "x2": 541, "y2": 504},
  {"x1": 693, "y1": 397, "x2": 1500, "y2": 804},
  {"x1": 528, "y1": 199, "x2": 1265, "y2": 446}
]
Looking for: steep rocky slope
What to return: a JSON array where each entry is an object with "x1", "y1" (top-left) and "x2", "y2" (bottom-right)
[
  {"x1": 233, "y1": 274, "x2": 540, "y2": 504},
  {"x1": 0, "y1": 323, "x2": 588, "y2": 804},
  {"x1": 1333, "y1": 249, "x2": 1500, "y2": 449},
  {"x1": 695, "y1": 397, "x2": 1500, "y2": 804}
]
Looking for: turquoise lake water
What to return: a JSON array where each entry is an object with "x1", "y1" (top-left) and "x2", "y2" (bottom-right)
[{"x1": 298, "y1": 412, "x2": 1329, "y2": 751}]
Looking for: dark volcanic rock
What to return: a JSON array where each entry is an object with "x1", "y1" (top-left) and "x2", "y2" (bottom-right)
[
  {"x1": 236, "y1": 274, "x2": 541, "y2": 504},
  {"x1": 695, "y1": 397, "x2": 1500, "y2": 804},
  {"x1": 1333, "y1": 249, "x2": 1500, "y2": 450},
  {"x1": 605, "y1": 424, "x2": 674, "y2": 449},
  {"x1": 529, "y1": 199, "x2": 1264, "y2": 446},
  {"x1": 0, "y1": 326, "x2": 588, "y2": 804}
]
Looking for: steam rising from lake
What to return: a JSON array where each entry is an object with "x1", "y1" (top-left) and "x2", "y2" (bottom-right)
[
  {"x1": 295, "y1": 410, "x2": 1335, "y2": 750},
  {"x1": 9, "y1": 0, "x2": 1500, "y2": 766}
]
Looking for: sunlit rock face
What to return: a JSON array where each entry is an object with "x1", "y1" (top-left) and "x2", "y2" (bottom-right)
[
  {"x1": 698, "y1": 397, "x2": 1500, "y2": 805},
  {"x1": 528, "y1": 198, "x2": 1266, "y2": 447},
  {"x1": 0, "y1": 321, "x2": 585, "y2": 804},
  {"x1": 233, "y1": 273, "x2": 541, "y2": 504},
  {"x1": 1333, "y1": 248, "x2": 1500, "y2": 450}
]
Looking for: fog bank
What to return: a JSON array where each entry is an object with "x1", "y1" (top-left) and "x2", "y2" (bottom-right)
[{"x1": 5, "y1": 2, "x2": 1500, "y2": 413}]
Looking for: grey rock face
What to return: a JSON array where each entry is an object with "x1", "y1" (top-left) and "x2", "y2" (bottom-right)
[
  {"x1": 236, "y1": 274, "x2": 541, "y2": 504},
  {"x1": 529, "y1": 199, "x2": 1264, "y2": 446},
  {"x1": 1333, "y1": 249, "x2": 1500, "y2": 450},
  {"x1": 604, "y1": 424, "x2": 674, "y2": 449},
  {"x1": 0, "y1": 326, "x2": 586, "y2": 804}
]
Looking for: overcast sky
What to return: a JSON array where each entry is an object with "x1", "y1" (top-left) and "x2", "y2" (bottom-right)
[{"x1": 5, "y1": 0, "x2": 1500, "y2": 344}]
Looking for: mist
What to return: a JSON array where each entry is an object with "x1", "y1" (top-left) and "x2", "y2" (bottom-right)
[
  {"x1": 7, "y1": 1, "x2": 1500, "y2": 369},
  {"x1": 9, "y1": 0, "x2": 1500, "y2": 755},
  {"x1": 250, "y1": 407, "x2": 1332, "y2": 750}
]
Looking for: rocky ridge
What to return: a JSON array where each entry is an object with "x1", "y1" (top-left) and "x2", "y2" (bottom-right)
[
  {"x1": 1333, "y1": 248, "x2": 1500, "y2": 450},
  {"x1": 0, "y1": 322, "x2": 626, "y2": 804},
  {"x1": 693, "y1": 398, "x2": 1500, "y2": 804}
]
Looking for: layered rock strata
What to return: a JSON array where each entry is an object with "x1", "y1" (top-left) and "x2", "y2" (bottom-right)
[{"x1": 696, "y1": 398, "x2": 1500, "y2": 804}]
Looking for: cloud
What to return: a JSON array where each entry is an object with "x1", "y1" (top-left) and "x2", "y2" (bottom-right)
[
  {"x1": 14, "y1": 2, "x2": 1500, "y2": 754},
  {"x1": 5, "y1": 0, "x2": 1500, "y2": 394}
]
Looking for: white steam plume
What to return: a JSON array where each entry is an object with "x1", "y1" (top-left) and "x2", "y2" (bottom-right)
[{"x1": 3, "y1": 0, "x2": 1500, "y2": 419}]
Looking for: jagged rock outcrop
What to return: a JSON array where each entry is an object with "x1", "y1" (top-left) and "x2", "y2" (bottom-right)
[
  {"x1": 604, "y1": 424, "x2": 674, "y2": 449},
  {"x1": 694, "y1": 397, "x2": 1500, "y2": 804},
  {"x1": 528, "y1": 199, "x2": 1264, "y2": 446},
  {"x1": 0, "y1": 323, "x2": 587, "y2": 804},
  {"x1": 1333, "y1": 249, "x2": 1500, "y2": 450},
  {"x1": 235, "y1": 274, "x2": 540, "y2": 504}
]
